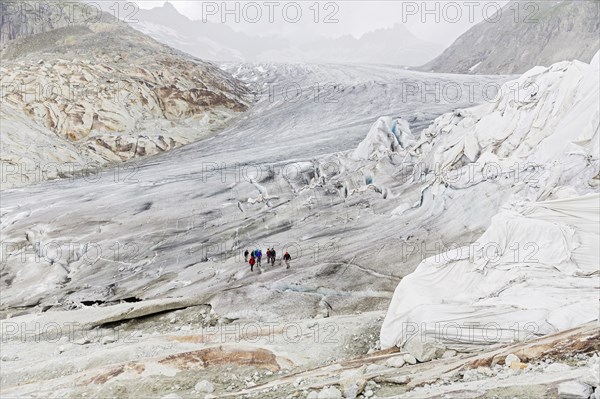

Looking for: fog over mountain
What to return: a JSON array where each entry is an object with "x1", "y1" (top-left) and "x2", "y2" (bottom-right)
[{"x1": 130, "y1": 2, "x2": 444, "y2": 66}]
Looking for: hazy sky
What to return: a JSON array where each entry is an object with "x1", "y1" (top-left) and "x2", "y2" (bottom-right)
[{"x1": 128, "y1": 1, "x2": 510, "y2": 46}]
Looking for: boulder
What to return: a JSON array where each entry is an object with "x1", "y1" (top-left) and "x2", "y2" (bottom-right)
[
  {"x1": 385, "y1": 357, "x2": 405, "y2": 368},
  {"x1": 374, "y1": 375, "x2": 410, "y2": 385},
  {"x1": 509, "y1": 361, "x2": 527, "y2": 370},
  {"x1": 557, "y1": 381, "x2": 593, "y2": 399},
  {"x1": 582, "y1": 356, "x2": 600, "y2": 387},
  {"x1": 504, "y1": 353, "x2": 520, "y2": 367},
  {"x1": 403, "y1": 354, "x2": 417, "y2": 365},
  {"x1": 194, "y1": 380, "x2": 214, "y2": 393},
  {"x1": 403, "y1": 336, "x2": 446, "y2": 362},
  {"x1": 342, "y1": 383, "x2": 360, "y2": 399},
  {"x1": 462, "y1": 369, "x2": 482, "y2": 382},
  {"x1": 581, "y1": 366, "x2": 600, "y2": 388},
  {"x1": 318, "y1": 386, "x2": 342, "y2": 399},
  {"x1": 101, "y1": 336, "x2": 116, "y2": 345},
  {"x1": 339, "y1": 367, "x2": 366, "y2": 399}
]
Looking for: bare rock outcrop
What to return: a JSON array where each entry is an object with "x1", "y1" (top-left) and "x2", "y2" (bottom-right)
[
  {"x1": 0, "y1": 1, "x2": 249, "y2": 188},
  {"x1": 419, "y1": 1, "x2": 599, "y2": 75}
]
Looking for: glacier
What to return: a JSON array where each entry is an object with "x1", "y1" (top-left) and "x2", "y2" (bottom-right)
[{"x1": 1, "y1": 52, "x2": 598, "y2": 398}]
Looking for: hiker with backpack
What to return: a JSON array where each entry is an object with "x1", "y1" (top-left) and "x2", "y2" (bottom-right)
[
  {"x1": 244, "y1": 249, "x2": 249, "y2": 262},
  {"x1": 249, "y1": 255, "x2": 256, "y2": 272},
  {"x1": 256, "y1": 248, "x2": 262, "y2": 267},
  {"x1": 266, "y1": 248, "x2": 272, "y2": 264},
  {"x1": 283, "y1": 251, "x2": 291, "y2": 269},
  {"x1": 270, "y1": 248, "x2": 277, "y2": 265}
]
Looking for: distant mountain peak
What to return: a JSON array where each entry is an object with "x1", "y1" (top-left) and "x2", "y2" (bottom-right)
[
  {"x1": 159, "y1": 1, "x2": 181, "y2": 16},
  {"x1": 162, "y1": 1, "x2": 176, "y2": 10}
]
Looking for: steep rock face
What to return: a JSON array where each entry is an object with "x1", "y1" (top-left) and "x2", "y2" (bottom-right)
[
  {"x1": 0, "y1": 2, "x2": 249, "y2": 188},
  {"x1": 0, "y1": 1, "x2": 85, "y2": 45},
  {"x1": 419, "y1": 0, "x2": 599, "y2": 75}
]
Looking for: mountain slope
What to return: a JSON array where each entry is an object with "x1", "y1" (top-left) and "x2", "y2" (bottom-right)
[
  {"x1": 0, "y1": 1, "x2": 249, "y2": 188},
  {"x1": 419, "y1": 0, "x2": 599, "y2": 74}
]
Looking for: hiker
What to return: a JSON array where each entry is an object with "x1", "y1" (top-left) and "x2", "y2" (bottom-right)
[
  {"x1": 283, "y1": 251, "x2": 291, "y2": 269},
  {"x1": 266, "y1": 248, "x2": 272, "y2": 264},
  {"x1": 249, "y1": 255, "x2": 256, "y2": 272},
  {"x1": 256, "y1": 248, "x2": 262, "y2": 266},
  {"x1": 244, "y1": 249, "x2": 249, "y2": 262},
  {"x1": 270, "y1": 248, "x2": 277, "y2": 265}
]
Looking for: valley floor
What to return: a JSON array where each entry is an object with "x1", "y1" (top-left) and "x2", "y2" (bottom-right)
[{"x1": 1, "y1": 297, "x2": 598, "y2": 398}]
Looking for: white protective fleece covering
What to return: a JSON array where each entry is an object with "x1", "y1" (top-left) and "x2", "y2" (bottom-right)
[
  {"x1": 380, "y1": 193, "x2": 600, "y2": 350},
  {"x1": 380, "y1": 52, "x2": 600, "y2": 351}
]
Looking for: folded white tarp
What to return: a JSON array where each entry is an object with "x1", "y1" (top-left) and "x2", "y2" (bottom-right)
[{"x1": 380, "y1": 194, "x2": 600, "y2": 350}]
